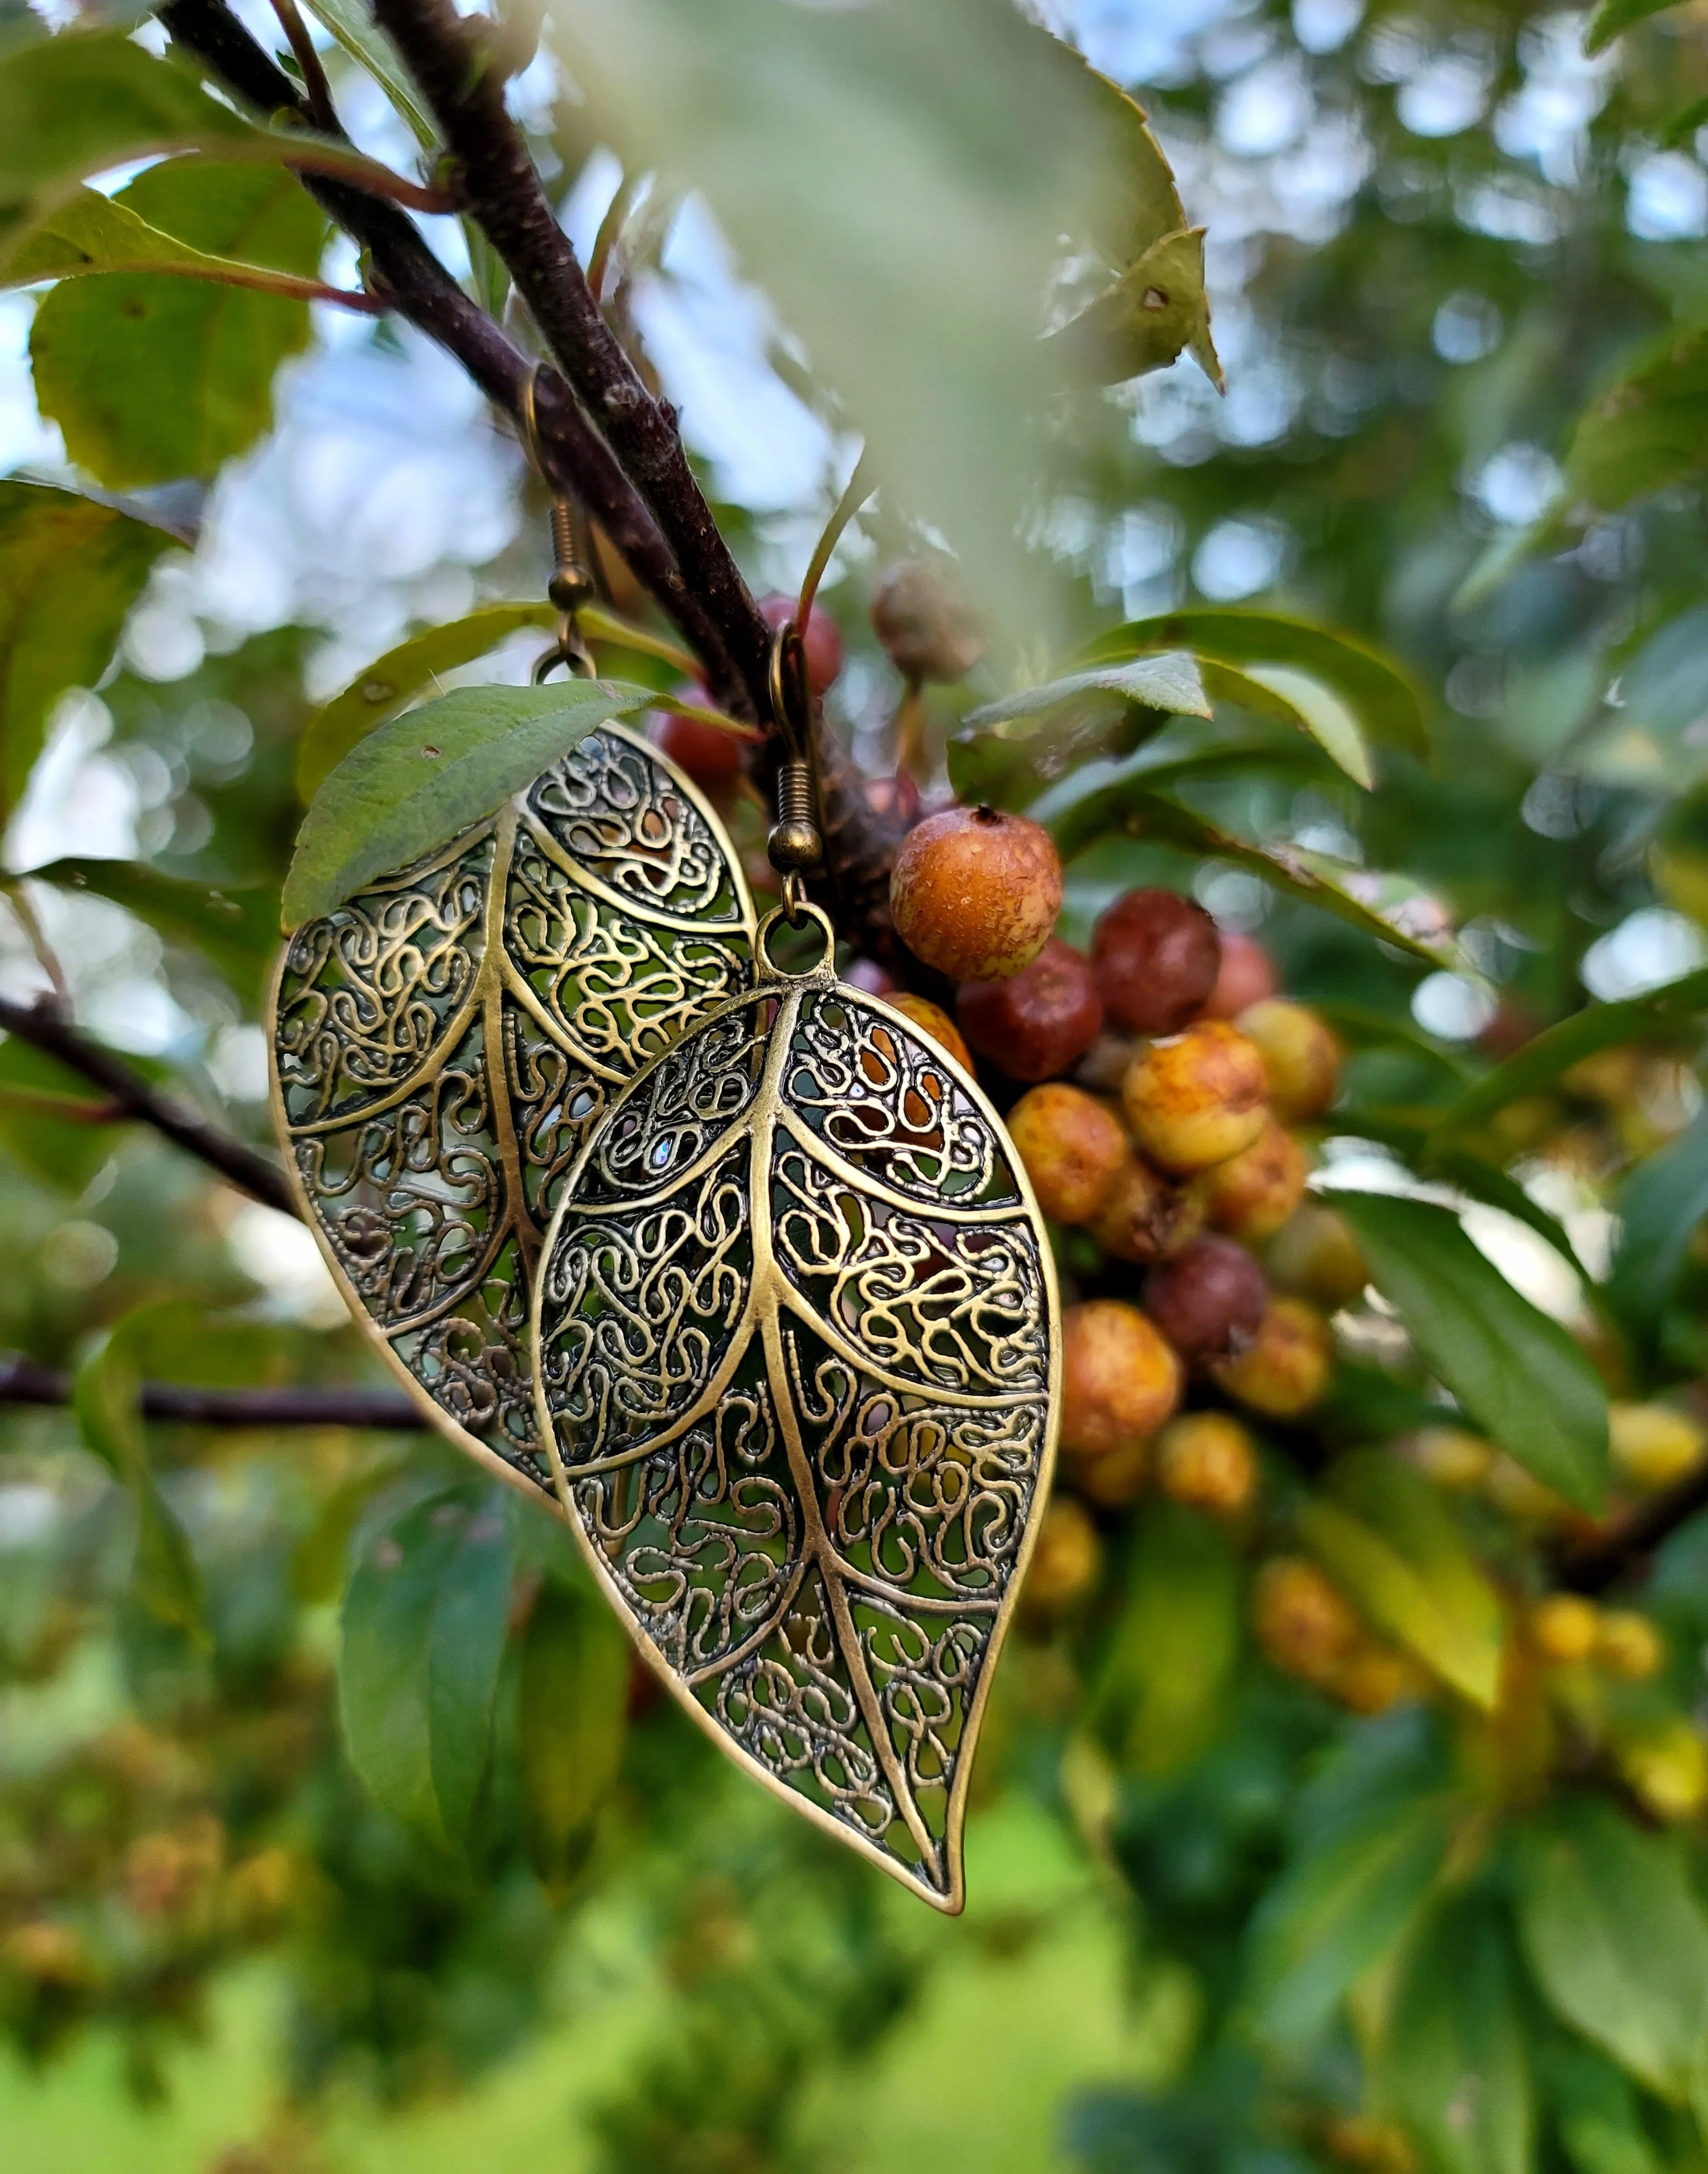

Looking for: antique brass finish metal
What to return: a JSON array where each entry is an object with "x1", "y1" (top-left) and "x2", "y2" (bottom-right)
[
  {"x1": 269, "y1": 725, "x2": 758, "y2": 1498},
  {"x1": 529, "y1": 905, "x2": 1061, "y2": 1909}
]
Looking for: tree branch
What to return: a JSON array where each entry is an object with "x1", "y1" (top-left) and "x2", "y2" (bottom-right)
[
  {"x1": 1556, "y1": 1466, "x2": 1708, "y2": 1593},
  {"x1": 0, "y1": 1352, "x2": 422, "y2": 1431},
  {"x1": 0, "y1": 995, "x2": 295, "y2": 1219},
  {"x1": 157, "y1": 0, "x2": 744, "y2": 703}
]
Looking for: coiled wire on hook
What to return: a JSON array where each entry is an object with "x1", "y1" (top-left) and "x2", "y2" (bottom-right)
[{"x1": 518, "y1": 366, "x2": 596, "y2": 683}]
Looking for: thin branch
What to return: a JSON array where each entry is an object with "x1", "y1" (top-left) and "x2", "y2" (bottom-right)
[
  {"x1": 268, "y1": 0, "x2": 337, "y2": 132},
  {"x1": 0, "y1": 1352, "x2": 422, "y2": 1431},
  {"x1": 57, "y1": 261, "x2": 386, "y2": 311},
  {"x1": 158, "y1": 0, "x2": 744, "y2": 701},
  {"x1": 0, "y1": 994, "x2": 295, "y2": 1219},
  {"x1": 1557, "y1": 1466, "x2": 1708, "y2": 1593},
  {"x1": 2, "y1": 881, "x2": 70, "y2": 1010}
]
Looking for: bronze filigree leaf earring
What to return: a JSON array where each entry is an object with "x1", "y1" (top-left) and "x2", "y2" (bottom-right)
[
  {"x1": 528, "y1": 626, "x2": 1061, "y2": 1910},
  {"x1": 268, "y1": 393, "x2": 759, "y2": 1495}
]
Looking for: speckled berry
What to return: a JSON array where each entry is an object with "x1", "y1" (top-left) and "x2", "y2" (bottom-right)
[
  {"x1": 1155, "y1": 1411, "x2": 1259, "y2": 1517},
  {"x1": 1061, "y1": 1298, "x2": 1183, "y2": 1463},
  {"x1": 1194, "y1": 1120, "x2": 1308, "y2": 1244},
  {"x1": 890, "y1": 992, "x2": 972, "y2": 1072},
  {"x1": 1144, "y1": 1235, "x2": 1267, "y2": 1362},
  {"x1": 1253, "y1": 1557, "x2": 1363, "y2": 1689},
  {"x1": 1091, "y1": 887, "x2": 1221, "y2": 1036},
  {"x1": 1122, "y1": 1021, "x2": 1268, "y2": 1174},
  {"x1": 890, "y1": 804, "x2": 1061, "y2": 982},
  {"x1": 1089, "y1": 1150, "x2": 1204, "y2": 1264},
  {"x1": 1005, "y1": 1083, "x2": 1127, "y2": 1224},
  {"x1": 1023, "y1": 1497, "x2": 1102, "y2": 1615},
  {"x1": 1212, "y1": 1296, "x2": 1332, "y2": 1417},
  {"x1": 958, "y1": 937, "x2": 1103, "y2": 1083}
]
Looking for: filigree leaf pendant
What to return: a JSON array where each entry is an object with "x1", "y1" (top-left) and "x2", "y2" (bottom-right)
[
  {"x1": 268, "y1": 723, "x2": 757, "y2": 1495},
  {"x1": 529, "y1": 908, "x2": 1061, "y2": 1909}
]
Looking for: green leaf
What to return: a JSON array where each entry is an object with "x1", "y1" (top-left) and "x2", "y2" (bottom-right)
[
  {"x1": 1048, "y1": 784, "x2": 1452, "y2": 966},
  {"x1": 518, "y1": 1579, "x2": 630, "y2": 1877},
  {"x1": 1247, "y1": 1793, "x2": 1454, "y2": 2054},
  {"x1": 1547, "y1": 2045, "x2": 1666, "y2": 2174},
  {"x1": 289, "y1": 1449, "x2": 410, "y2": 1604},
  {"x1": 1604, "y1": 1107, "x2": 1708, "y2": 1343},
  {"x1": 1429, "y1": 967, "x2": 1708, "y2": 1137},
  {"x1": 964, "y1": 652, "x2": 1211, "y2": 732},
  {"x1": 5, "y1": 182, "x2": 336, "y2": 306},
  {"x1": 0, "y1": 1034, "x2": 121, "y2": 1192},
  {"x1": 30, "y1": 160, "x2": 325, "y2": 489},
  {"x1": 1585, "y1": 0, "x2": 1688, "y2": 56},
  {"x1": 338, "y1": 1484, "x2": 516, "y2": 1848},
  {"x1": 1330, "y1": 1193, "x2": 1609, "y2": 1513},
  {"x1": 295, "y1": 602, "x2": 697, "y2": 799},
  {"x1": 1204, "y1": 660, "x2": 1373, "y2": 789},
  {"x1": 1516, "y1": 1796, "x2": 1708, "y2": 2100},
  {"x1": 1088, "y1": 1503, "x2": 1240, "y2": 1777},
  {"x1": 1081, "y1": 610, "x2": 1431, "y2": 759},
  {"x1": 299, "y1": 0, "x2": 437, "y2": 146},
  {"x1": 1313, "y1": 1002, "x2": 1475, "y2": 1085},
  {"x1": 25, "y1": 858, "x2": 274, "y2": 996},
  {"x1": 1380, "y1": 1898, "x2": 1533, "y2": 2174},
  {"x1": 1563, "y1": 330, "x2": 1708, "y2": 516},
  {"x1": 282, "y1": 677, "x2": 661, "y2": 926},
  {"x1": 1298, "y1": 1450, "x2": 1505, "y2": 1708},
  {"x1": 1047, "y1": 228, "x2": 1220, "y2": 389},
  {"x1": 0, "y1": 480, "x2": 172, "y2": 824},
  {"x1": 1078, "y1": 66, "x2": 1189, "y2": 269},
  {"x1": 1333, "y1": 1107, "x2": 1582, "y2": 1268},
  {"x1": 73, "y1": 1305, "x2": 207, "y2": 1642}
]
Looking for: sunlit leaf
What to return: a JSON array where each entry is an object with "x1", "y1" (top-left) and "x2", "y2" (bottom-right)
[
  {"x1": 27, "y1": 857, "x2": 273, "y2": 995},
  {"x1": 1585, "y1": 0, "x2": 1688, "y2": 57},
  {"x1": 0, "y1": 479, "x2": 172, "y2": 824},
  {"x1": 1081, "y1": 610, "x2": 1430, "y2": 758},
  {"x1": 963, "y1": 652, "x2": 1210, "y2": 733},
  {"x1": 1331, "y1": 1193, "x2": 1608, "y2": 1513},
  {"x1": 29, "y1": 160, "x2": 325, "y2": 488},
  {"x1": 1048, "y1": 228, "x2": 1220, "y2": 390},
  {"x1": 1298, "y1": 1450, "x2": 1505, "y2": 1707},
  {"x1": 338, "y1": 1482, "x2": 516, "y2": 1848},
  {"x1": 1564, "y1": 328, "x2": 1708, "y2": 515}
]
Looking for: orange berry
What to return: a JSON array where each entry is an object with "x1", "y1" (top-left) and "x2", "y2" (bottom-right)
[
  {"x1": 1024, "y1": 1497, "x2": 1102, "y2": 1614},
  {"x1": 1005, "y1": 1083, "x2": 1127, "y2": 1224},
  {"x1": 889, "y1": 992, "x2": 972, "y2": 1072},
  {"x1": 890, "y1": 804, "x2": 1061, "y2": 981},
  {"x1": 1061, "y1": 1299, "x2": 1183, "y2": 1462},
  {"x1": 1253, "y1": 1556, "x2": 1363, "y2": 1687},
  {"x1": 1194, "y1": 1120, "x2": 1309, "y2": 1243},
  {"x1": 1235, "y1": 999, "x2": 1341, "y2": 1123},
  {"x1": 1071, "y1": 1434, "x2": 1151, "y2": 1509},
  {"x1": 1336, "y1": 1643, "x2": 1413, "y2": 1716},
  {"x1": 1090, "y1": 1149, "x2": 1205, "y2": 1264},
  {"x1": 1154, "y1": 1411, "x2": 1259, "y2": 1517},
  {"x1": 1122, "y1": 1021, "x2": 1268, "y2": 1174},
  {"x1": 1213, "y1": 1297, "x2": 1332, "y2": 1418}
]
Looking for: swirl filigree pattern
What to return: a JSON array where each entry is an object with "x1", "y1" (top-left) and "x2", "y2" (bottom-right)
[
  {"x1": 269, "y1": 725, "x2": 756, "y2": 1491},
  {"x1": 531, "y1": 964, "x2": 1060, "y2": 1909}
]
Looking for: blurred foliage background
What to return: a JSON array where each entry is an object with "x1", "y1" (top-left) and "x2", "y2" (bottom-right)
[{"x1": 10, "y1": 0, "x2": 1708, "y2": 2168}]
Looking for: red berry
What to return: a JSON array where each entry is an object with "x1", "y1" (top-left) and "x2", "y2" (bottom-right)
[
  {"x1": 759, "y1": 593, "x2": 843, "y2": 697},
  {"x1": 958, "y1": 938, "x2": 1103, "y2": 1083},
  {"x1": 1200, "y1": 929, "x2": 1277, "y2": 1021},
  {"x1": 865, "y1": 770, "x2": 922, "y2": 827},
  {"x1": 1144, "y1": 1235, "x2": 1267, "y2": 1362},
  {"x1": 1092, "y1": 888, "x2": 1221, "y2": 1035},
  {"x1": 650, "y1": 683, "x2": 744, "y2": 792}
]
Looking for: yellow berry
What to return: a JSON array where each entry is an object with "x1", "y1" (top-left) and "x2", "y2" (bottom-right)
[
  {"x1": 1610, "y1": 1402, "x2": 1707, "y2": 1493},
  {"x1": 1004, "y1": 1083, "x2": 1127, "y2": 1224},
  {"x1": 1530, "y1": 1593, "x2": 1600, "y2": 1665},
  {"x1": 1212, "y1": 1297, "x2": 1333, "y2": 1419},
  {"x1": 1235, "y1": 998, "x2": 1341, "y2": 1122},
  {"x1": 1155, "y1": 1411, "x2": 1260, "y2": 1517},
  {"x1": 1071, "y1": 1433, "x2": 1151, "y2": 1509},
  {"x1": 1024, "y1": 1497, "x2": 1102, "y2": 1614},
  {"x1": 1060, "y1": 1299, "x2": 1183, "y2": 1462},
  {"x1": 1485, "y1": 1453, "x2": 1575, "y2": 1527},
  {"x1": 1253, "y1": 1556, "x2": 1363, "y2": 1688},
  {"x1": 1122, "y1": 1021, "x2": 1269, "y2": 1175},
  {"x1": 1619, "y1": 1720, "x2": 1708, "y2": 1822},
  {"x1": 1265, "y1": 1202, "x2": 1369, "y2": 1310},
  {"x1": 1194, "y1": 1119, "x2": 1309, "y2": 1243},
  {"x1": 1089, "y1": 1149, "x2": 1204, "y2": 1263},
  {"x1": 1596, "y1": 1610, "x2": 1665, "y2": 1680},
  {"x1": 1403, "y1": 1426, "x2": 1495, "y2": 1492},
  {"x1": 1336, "y1": 1642, "x2": 1413, "y2": 1716}
]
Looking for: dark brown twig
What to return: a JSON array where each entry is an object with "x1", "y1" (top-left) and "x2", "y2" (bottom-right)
[
  {"x1": 1557, "y1": 1466, "x2": 1708, "y2": 1593},
  {"x1": 0, "y1": 995, "x2": 295, "y2": 1218},
  {"x1": 0, "y1": 1352, "x2": 422, "y2": 1431}
]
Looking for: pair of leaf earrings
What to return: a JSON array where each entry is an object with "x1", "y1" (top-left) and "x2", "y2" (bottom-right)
[{"x1": 268, "y1": 643, "x2": 1061, "y2": 1909}]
